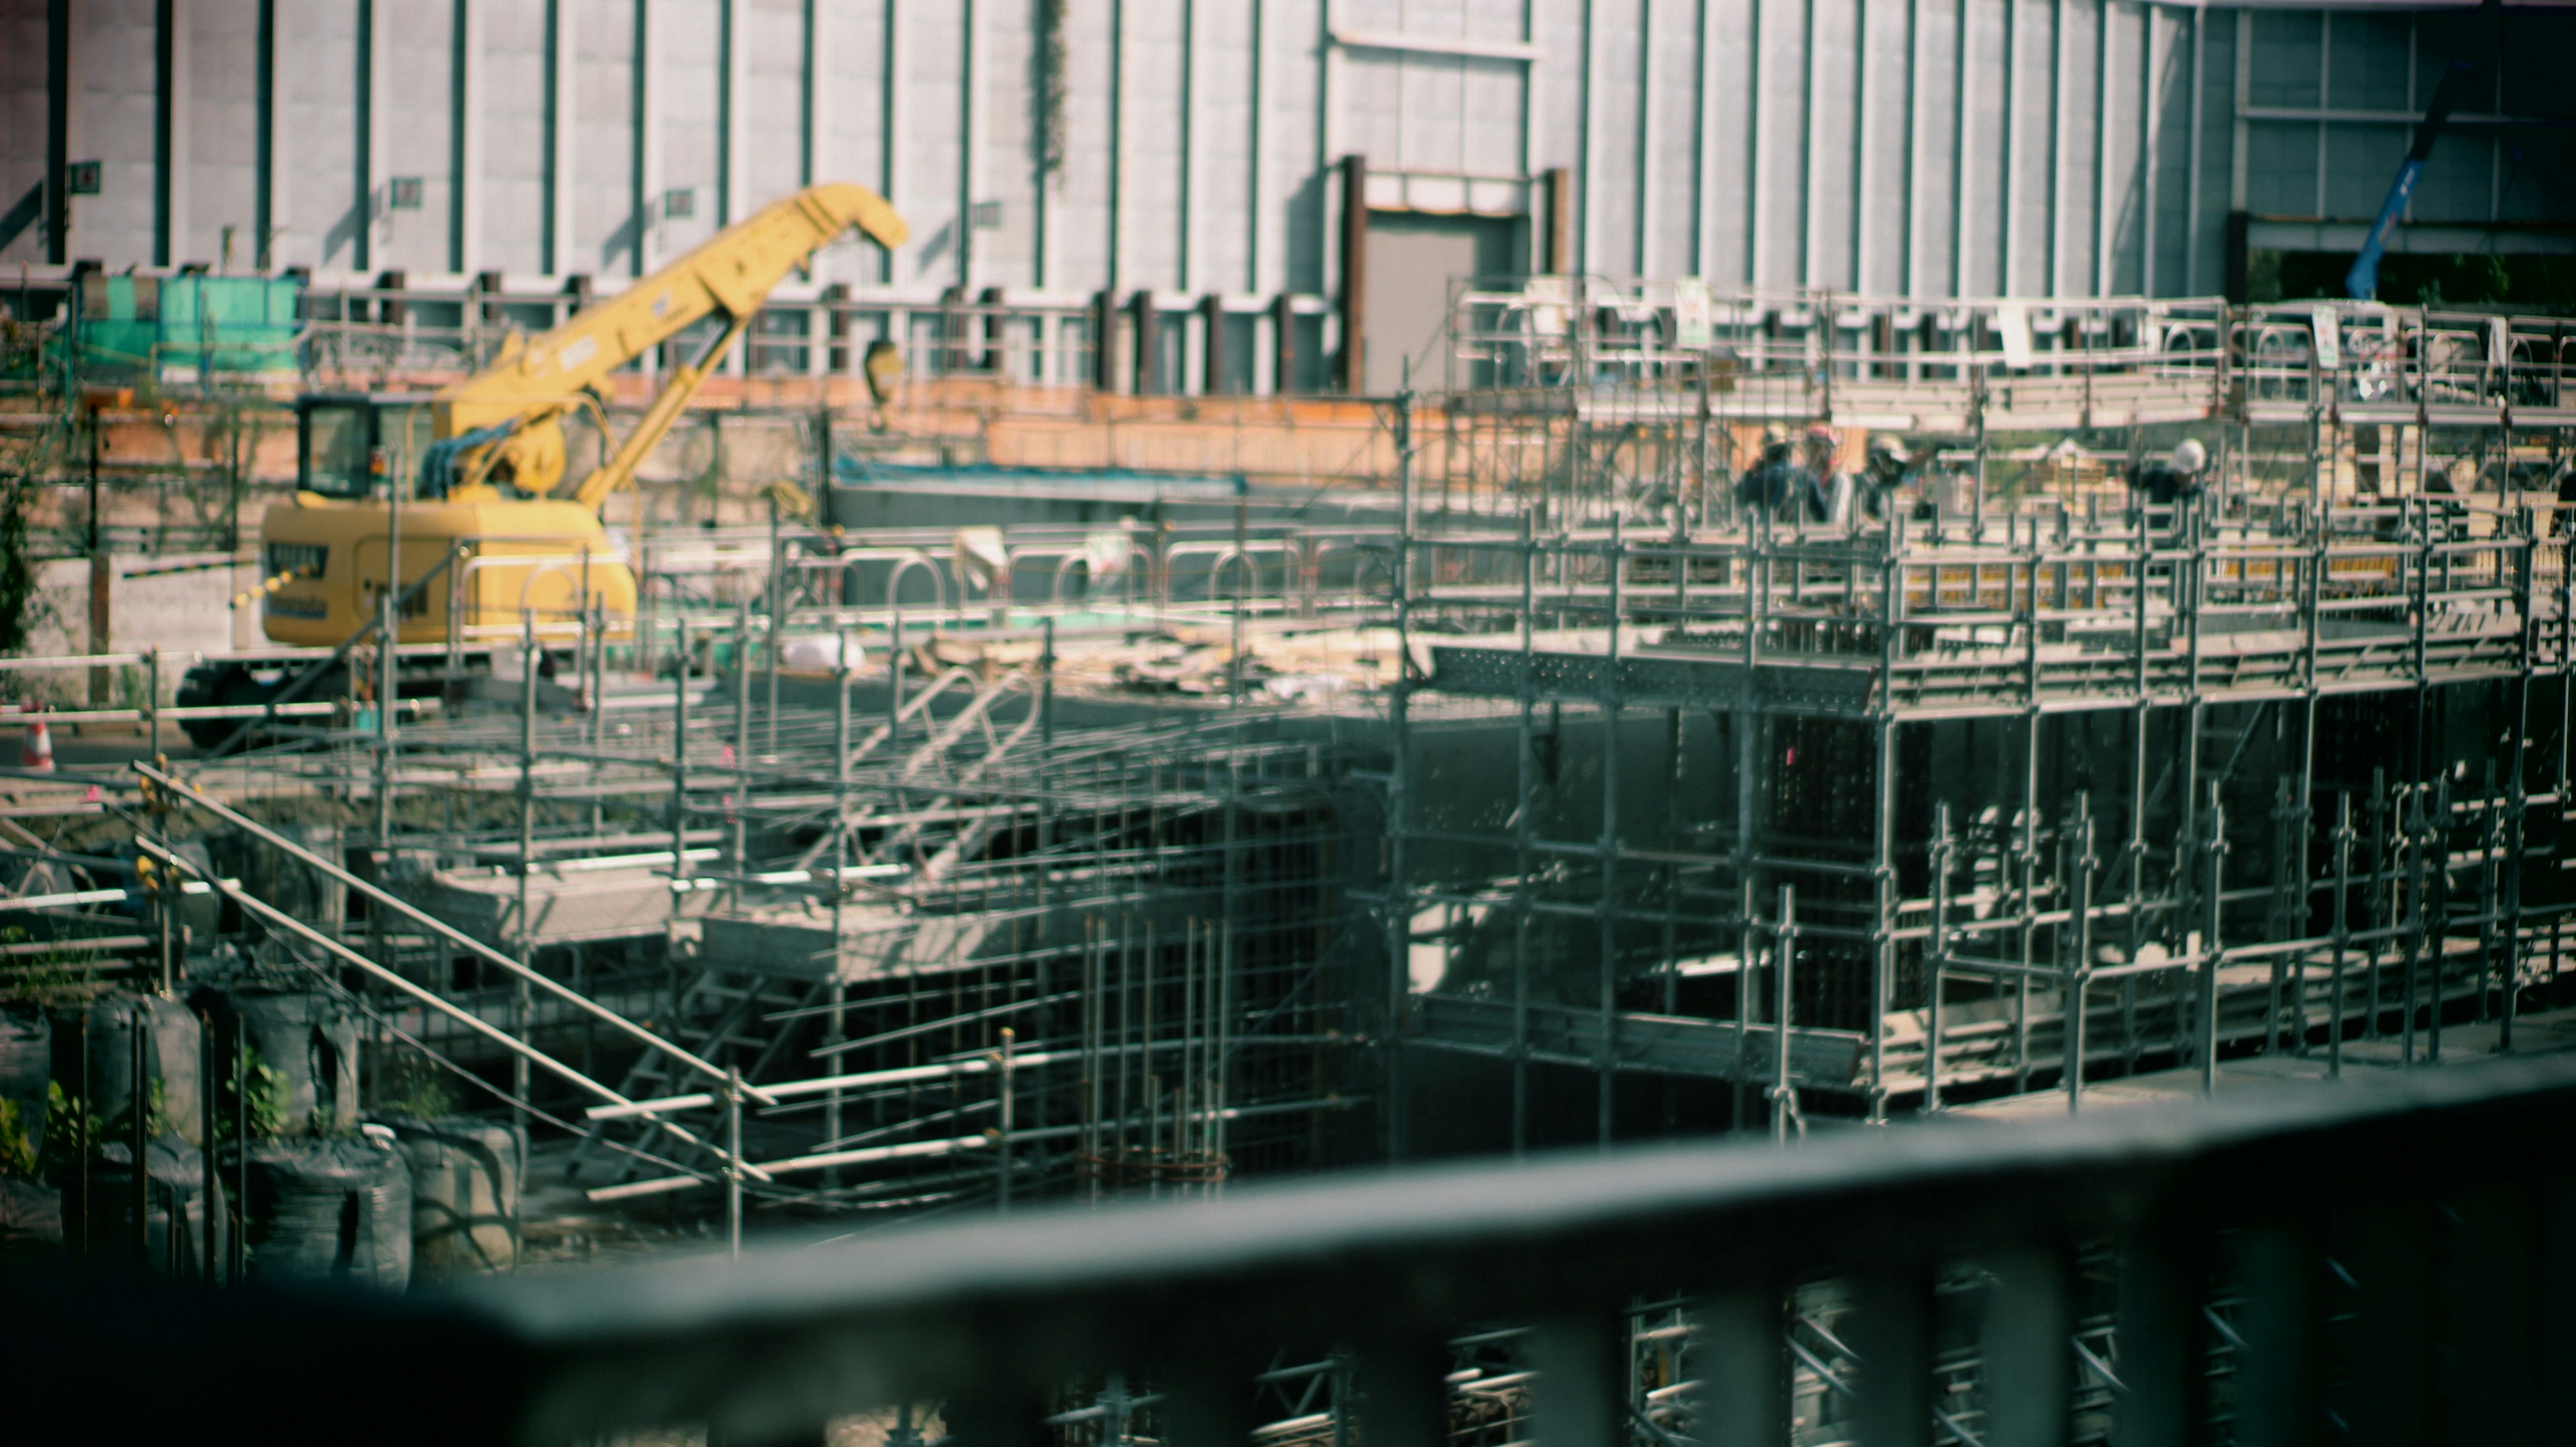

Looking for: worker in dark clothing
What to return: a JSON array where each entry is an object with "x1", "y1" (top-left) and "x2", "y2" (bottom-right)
[
  {"x1": 1735, "y1": 433, "x2": 1807, "y2": 517},
  {"x1": 2127, "y1": 438, "x2": 2207, "y2": 508},
  {"x1": 1853, "y1": 435, "x2": 1909, "y2": 522}
]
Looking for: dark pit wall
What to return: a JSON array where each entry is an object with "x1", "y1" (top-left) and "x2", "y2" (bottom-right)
[
  {"x1": 1887, "y1": 704, "x2": 2308, "y2": 1011},
  {"x1": 2245, "y1": 251, "x2": 2576, "y2": 314},
  {"x1": 1398, "y1": 1047, "x2": 1748, "y2": 1158},
  {"x1": 1879, "y1": 680, "x2": 2565, "y2": 989}
]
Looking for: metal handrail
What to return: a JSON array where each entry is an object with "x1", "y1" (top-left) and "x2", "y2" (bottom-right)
[{"x1": 15, "y1": 1053, "x2": 2575, "y2": 1444}]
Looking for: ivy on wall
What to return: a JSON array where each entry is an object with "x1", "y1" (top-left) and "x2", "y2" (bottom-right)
[
  {"x1": 1036, "y1": 0, "x2": 1070, "y2": 182},
  {"x1": 0, "y1": 472, "x2": 33, "y2": 655}
]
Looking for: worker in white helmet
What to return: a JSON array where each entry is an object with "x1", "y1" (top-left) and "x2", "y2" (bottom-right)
[
  {"x1": 2127, "y1": 438, "x2": 2207, "y2": 508},
  {"x1": 1855, "y1": 435, "x2": 1911, "y2": 522}
]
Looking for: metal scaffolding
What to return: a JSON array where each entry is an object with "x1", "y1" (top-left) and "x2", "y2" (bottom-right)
[
  {"x1": 1385, "y1": 317, "x2": 2576, "y2": 1146},
  {"x1": 11, "y1": 280, "x2": 2575, "y2": 1232}
]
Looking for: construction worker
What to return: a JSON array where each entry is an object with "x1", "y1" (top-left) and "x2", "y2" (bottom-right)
[
  {"x1": 2424, "y1": 457, "x2": 2477, "y2": 496},
  {"x1": 1735, "y1": 429, "x2": 1802, "y2": 517},
  {"x1": 2127, "y1": 438, "x2": 2206, "y2": 509},
  {"x1": 2424, "y1": 457, "x2": 2477, "y2": 539},
  {"x1": 1802, "y1": 425, "x2": 1849, "y2": 524},
  {"x1": 1853, "y1": 435, "x2": 1910, "y2": 522}
]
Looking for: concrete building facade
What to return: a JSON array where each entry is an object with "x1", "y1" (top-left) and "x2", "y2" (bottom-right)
[{"x1": 5, "y1": 1, "x2": 2569, "y2": 392}]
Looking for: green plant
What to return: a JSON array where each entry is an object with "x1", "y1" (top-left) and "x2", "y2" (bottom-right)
[
  {"x1": 113, "y1": 663, "x2": 153, "y2": 712},
  {"x1": 1036, "y1": 1, "x2": 1070, "y2": 179},
  {"x1": 41, "y1": 1081, "x2": 89, "y2": 1171},
  {"x1": 0, "y1": 1096, "x2": 36, "y2": 1177},
  {"x1": 0, "y1": 928, "x2": 105, "y2": 1006},
  {"x1": 115, "y1": 1075, "x2": 172, "y2": 1141},
  {"x1": 216, "y1": 1042, "x2": 292, "y2": 1142},
  {"x1": 372, "y1": 1047, "x2": 460, "y2": 1120},
  {"x1": 0, "y1": 469, "x2": 33, "y2": 655}
]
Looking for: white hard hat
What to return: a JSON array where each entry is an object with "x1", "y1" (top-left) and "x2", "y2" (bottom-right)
[{"x1": 2170, "y1": 439, "x2": 2208, "y2": 473}]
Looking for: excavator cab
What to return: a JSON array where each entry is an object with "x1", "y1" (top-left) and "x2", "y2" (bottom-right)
[{"x1": 296, "y1": 394, "x2": 435, "y2": 500}]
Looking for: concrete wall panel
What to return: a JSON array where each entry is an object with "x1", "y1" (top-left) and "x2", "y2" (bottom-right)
[
  {"x1": 1193, "y1": 2, "x2": 1254, "y2": 294},
  {"x1": 651, "y1": 0, "x2": 720, "y2": 264},
  {"x1": 12, "y1": 0, "x2": 2567, "y2": 338},
  {"x1": 1805, "y1": 0, "x2": 1862, "y2": 292},
  {"x1": 1592, "y1": 0, "x2": 1646, "y2": 277},
  {"x1": 1114, "y1": 0, "x2": 1181, "y2": 292},
  {"x1": 743, "y1": 0, "x2": 806, "y2": 216},
  {"x1": 0, "y1": 0, "x2": 46, "y2": 267},
  {"x1": 69, "y1": 0, "x2": 160, "y2": 268},
  {"x1": 376, "y1": 0, "x2": 458, "y2": 274},
  {"x1": 572, "y1": 0, "x2": 639, "y2": 277},
  {"x1": 2098, "y1": 0, "x2": 2143, "y2": 294},
  {"x1": 1910, "y1": 0, "x2": 1958, "y2": 294},
  {"x1": 889, "y1": 1, "x2": 963, "y2": 290},
  {"x1": 484, "y1": 0, "x2": 553, "y2": 276},
  {"x1": 2053, "y1": 0, "x2": 2098, "y2": 294},
  {"x1": 1999, "y1": 0, "x2": 2053, "y2": 297},
  {"x1": 810, "y1": 0, "x2": 887, "y2": 288}
]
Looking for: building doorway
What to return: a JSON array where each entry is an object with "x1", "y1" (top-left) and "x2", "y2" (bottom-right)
[{"x1": 1362, "y1": 211, "x2": 1524, "y2": 396}]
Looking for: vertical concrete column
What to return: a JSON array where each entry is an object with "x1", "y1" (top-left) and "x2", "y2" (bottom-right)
[
  {"x1": 958, "y1": 0, "x2": 980, "y2": 292},
  {"x1": 820, "y1": 281, "x2": 849, "y2": 376},
  {"x1": 1578, "y1": 0, "x2": 1602, "y2": 273},
  {"x1": 1130, "y1": 289, "x2": 1157, "y2": 395},
  {"x1": 374, "y1": 268, "x2": 407, "y2": 326},
  {"x1": 545, "y1": 0, "x2": 576, "y2": 276},
  {"x1": 718, "y1": 0, "x2": 745, "y2": 378},
  {"x1": 46, "y1": 0, "x2": 72, "y2": 264},
  {"x1": 1199, "y1": 294, "x2": 1226, "y2": 396},
  {"x1": 1542, "y1": 166, "x2": 1572, "y2": 274},
  {"x1": 880, "y1": 1, "x2": 904, "y2": 286},
  {"x1": 1635, "y1": 1, "x2": 1656, "y2": 278},
  {"x1": 633, "y1": 0, "x2": 660, "y2": 280},
  {"x1": 718, "y1": 0, "x2": 745, "y2": 227},
  {"x1": 1090, "y1": 289, "x2": 1120, "y2": 393},
  {"x1": 1177, "y1": 0, "x2": 1199, "y2": 295},
  {"x1": 359, "y1": 0, "x2": 390, "y2": 272},
  {"x1": 1244, "y1": 0, "x2": 1265, "y2": 298},
  {"x1": 979, "y1": 286, "x2": 1007, "y2": 376},
  {"x1": 1335, "y1": 154, "x2": 1366, "y2": 394},
  {"x1": 159, "y1": 0, "x2": 194, "y2": 267},
  {"x1": 256, "y1": 0, "x2": 282, "y2": 270},
  {"x1": 457, "y1": 0, "x2": 484, "y2": 275},
  {"x1": 799, "y1": 0, "x2": 822, "y2": 186},
  {"x1": 1267, "y1": 292, "x2": 1296, "y2": 396}
]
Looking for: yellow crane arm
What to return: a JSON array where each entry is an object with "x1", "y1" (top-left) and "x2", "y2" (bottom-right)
[{"x1": 431, "y1": 182, "x2": 907, "y2": 511}]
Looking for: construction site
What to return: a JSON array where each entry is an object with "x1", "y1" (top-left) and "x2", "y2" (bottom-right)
[{"x1": 7, "y1": 3, "x2": 2576, "y2": 1444}]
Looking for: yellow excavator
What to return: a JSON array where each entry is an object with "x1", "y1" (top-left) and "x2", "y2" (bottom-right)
[{"x1": 179, "y1": 183, "x2": 906, "y2": 745}]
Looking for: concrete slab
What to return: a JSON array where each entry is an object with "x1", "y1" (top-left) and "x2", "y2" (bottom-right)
[
  {"x1": 405, "y1": 864, "x2": 717, "y2": 947},
  {"x1": 696, "y1": 887, "x2": 1222, "y2": 984},
  {"x1": 1953, "y1": 1006, "x2": 2576, "y2": 1120}
]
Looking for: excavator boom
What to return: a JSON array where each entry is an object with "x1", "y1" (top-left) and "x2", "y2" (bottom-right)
[{"x1": 433, "y1": 182, "x2": 907, "y2": 508}]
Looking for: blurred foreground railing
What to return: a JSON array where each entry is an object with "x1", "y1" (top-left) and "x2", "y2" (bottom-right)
[{"x1": 13, "y1": 1053, "x2": 2576, "y2": 1444}]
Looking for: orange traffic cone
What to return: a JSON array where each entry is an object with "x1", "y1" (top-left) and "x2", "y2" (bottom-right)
[{"x1": 19, "y1": 712, "x2": 54, "y2": 772}]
